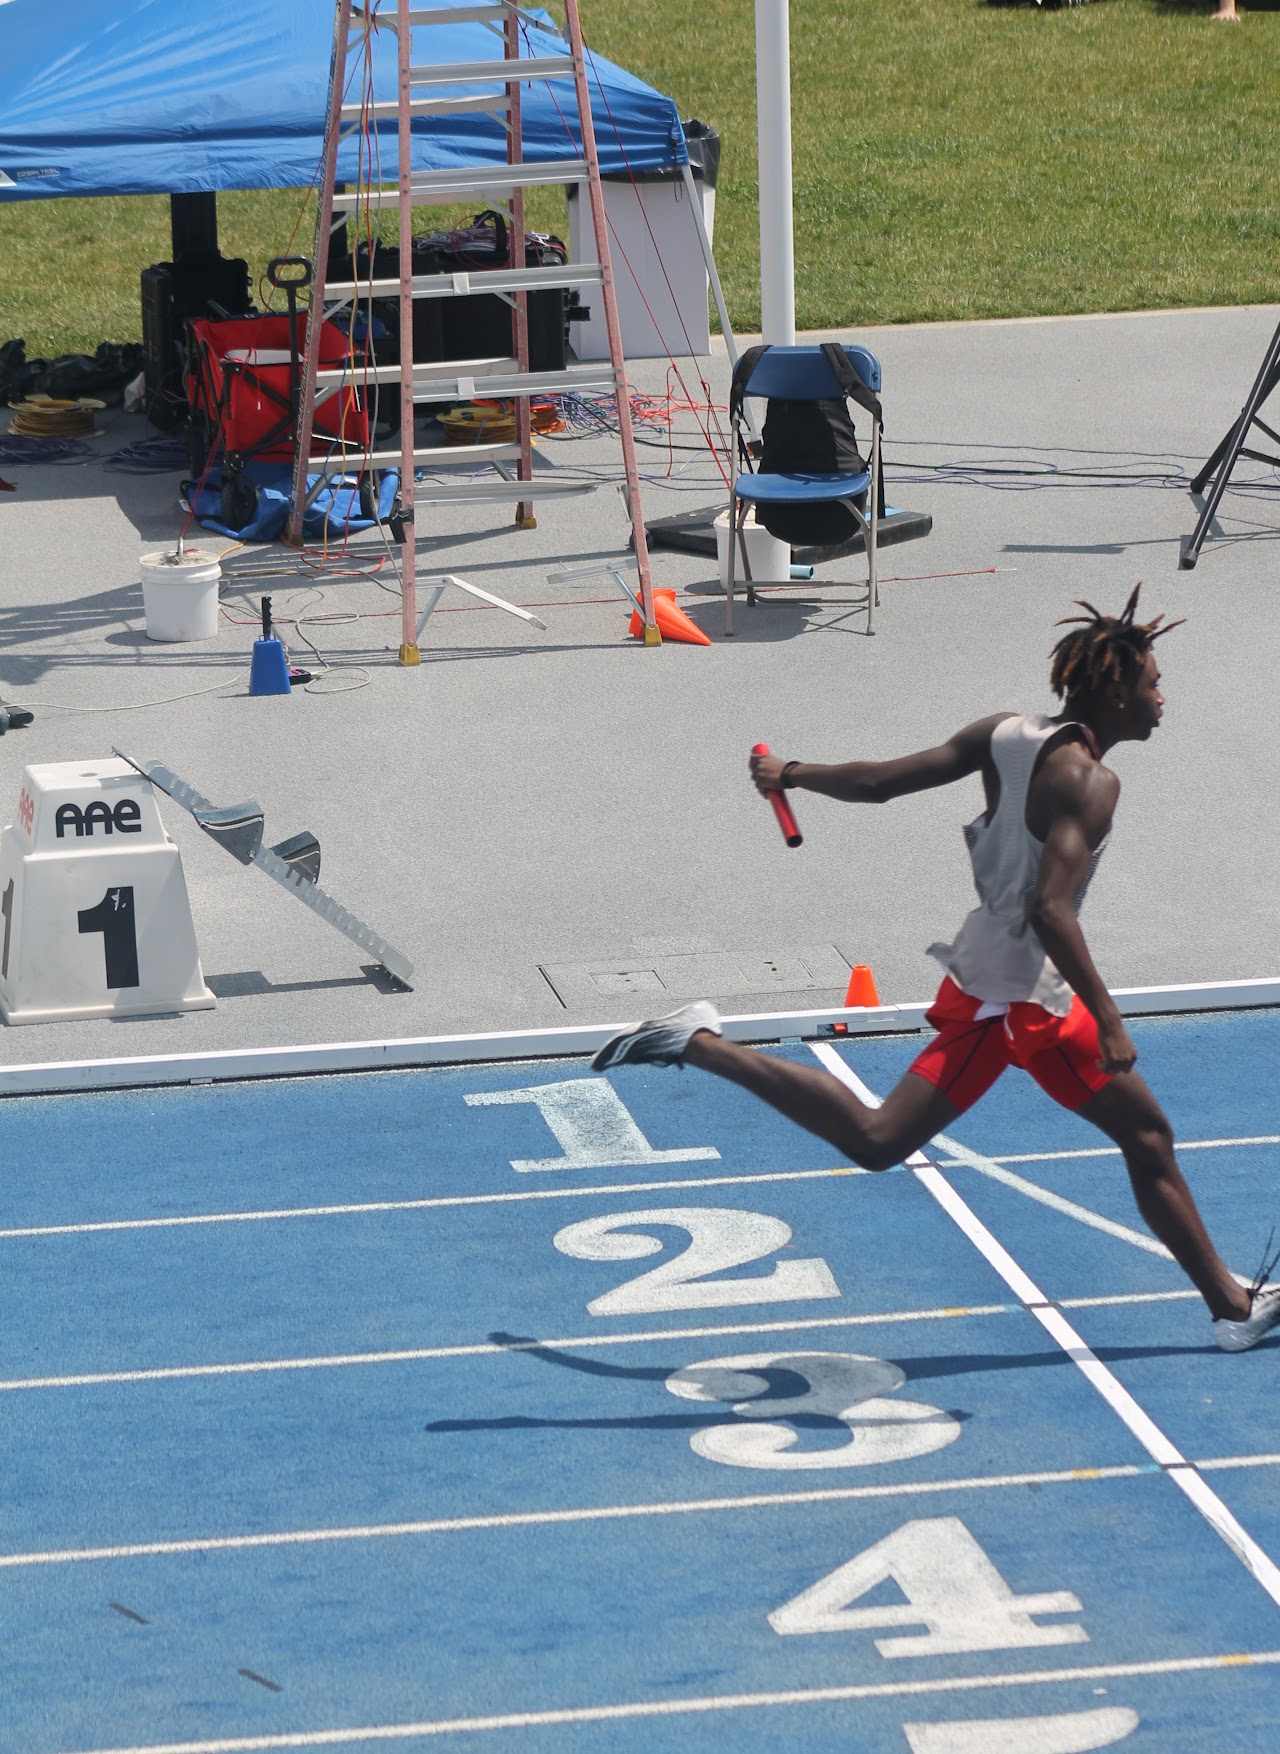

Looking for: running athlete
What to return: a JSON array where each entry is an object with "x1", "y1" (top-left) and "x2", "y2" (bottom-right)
[{"x1": 594, "y1": 588, "x2": 1280, "y2": 1351}]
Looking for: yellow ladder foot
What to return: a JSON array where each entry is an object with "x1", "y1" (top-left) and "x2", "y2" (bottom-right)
[{"x1": 398, "y1": 642, "x2": 421, "y2": 666}]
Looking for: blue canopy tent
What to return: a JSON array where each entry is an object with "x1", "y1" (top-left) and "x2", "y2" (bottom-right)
[
  {"x1": 0, "y1": 1, "x2": 688, "y2": 200},
  {"x1": 0, "y1": 0, "x2": 692, "y2": 424}
]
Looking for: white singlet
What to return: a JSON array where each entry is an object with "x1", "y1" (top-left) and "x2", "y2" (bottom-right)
[{"x1": 927, "y1": 712, "x2": 1107, "y2": 1017}]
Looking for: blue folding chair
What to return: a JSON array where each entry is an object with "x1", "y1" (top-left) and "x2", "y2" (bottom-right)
[{"x1": 725, "y1": 343, "x2": 882, "y2": 635}]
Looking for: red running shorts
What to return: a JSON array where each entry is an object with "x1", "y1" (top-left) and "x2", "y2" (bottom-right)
[{"x1": 908, "y1": 976, "x2": 1112, "y2": 1115}]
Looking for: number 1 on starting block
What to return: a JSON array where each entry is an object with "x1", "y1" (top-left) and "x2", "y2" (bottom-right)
[{"x1": 0, "y1": 759, "x2": 214, "y2": 1024}]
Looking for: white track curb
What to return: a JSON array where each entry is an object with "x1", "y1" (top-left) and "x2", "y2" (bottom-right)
[{"x1": 0, "y1": 979, "x2": 1276, "y2": 1098}]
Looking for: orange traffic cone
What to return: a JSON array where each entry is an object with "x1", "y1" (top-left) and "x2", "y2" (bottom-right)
[
  {"x1": 831, "y1": 962, "x2": 881, "y2": 1032},
  {"x1": 628, "y1": 587, "x2": 711, "y2": 647},
  {"x1": 843, "y1": 964, "x2": 881, "y2": 1008}
]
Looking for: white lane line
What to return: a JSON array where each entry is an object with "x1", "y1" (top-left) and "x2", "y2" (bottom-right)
[
  {"x1": 42, "y1": 1650, "x2": 1280, "y2": 1753},
  {"x1": 5, "y1": 1135, "x2": 1272, "y2": 1243},
  {"x1": 0, "y1": 1302, "x2": 1021, "y2": 1393},
  {"x1": 810, "y1": 1041, "x2": 1280, "y2": 1611},
  {"x1": 0, "y1": 1165, "x2": 885, "y2": 1242},
  {"x1": 0, "y1": 1463, "x2": 1160, "y2": 1568},
  {"x1": 933, "y1": 1134, "x2": 1174, "y2": 1259},
  {"x1": 1200, "y1": 1451, "x2": 1280, "y2": 1472},
  {"x1": 1064, "y1": 1288, "x2": 1194, "y2": 1309},
  {"x1": 11, "y1": 1451, "x2": 1280, "y2": 1572},
  {"x1": 937, "y1": 1135, "x2": 1280, "y2": 1166},
  {"x1": 0, "y1": 1287, "x2": 1210, "y2": 1396}
]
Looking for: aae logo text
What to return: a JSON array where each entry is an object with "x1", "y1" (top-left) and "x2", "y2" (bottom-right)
[{"x1": 55, "y1": 800, "x2": 143, "y2": 839}]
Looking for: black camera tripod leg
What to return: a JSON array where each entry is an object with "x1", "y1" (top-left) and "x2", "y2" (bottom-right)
[{"x1": 1181, "y1": 317, "x2": 1280, "y2": 569}]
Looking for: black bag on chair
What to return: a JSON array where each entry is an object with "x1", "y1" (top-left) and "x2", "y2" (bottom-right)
[{"x1": 729, "y1": 341, "x2": 884, "y2": 545}]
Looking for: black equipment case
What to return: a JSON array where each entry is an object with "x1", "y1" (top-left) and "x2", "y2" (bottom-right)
[
  {"x1": 342, "y1": 211, "x2": 578, "y2": 377},
  {"x1": 142, "y1": 252, "x2": 255, "y2": 428}
]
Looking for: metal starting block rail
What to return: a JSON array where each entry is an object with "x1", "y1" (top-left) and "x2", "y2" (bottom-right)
[{"x1": 114, "y1": 750, "x2": 414, "y2": 990}]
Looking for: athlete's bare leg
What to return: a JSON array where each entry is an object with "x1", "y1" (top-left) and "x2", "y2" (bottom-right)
[
  {"x1": 684, "y1": 1031, "x2": 960, "y2": 1172},
  {"x1": 1077, "y1": 1072, "x2": 1250, "y2": 1320}
]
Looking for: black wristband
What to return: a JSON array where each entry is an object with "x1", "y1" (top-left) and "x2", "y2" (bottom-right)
[{"x1": 781, "y1": 761, "x2": 801, "y2": 789}]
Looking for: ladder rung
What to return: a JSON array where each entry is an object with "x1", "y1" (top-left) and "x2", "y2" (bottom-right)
[
  {"x1": 341, "y1": 94, "x2": 511, "y2": 123},
  {"x1": 404, "y1": 56, "x2": 577, "y2": 88},
  {"x1": 414, "y1": 477, "x2": 597, "y2": 503},
  {"x1": 404, "y1": 6, "x2": 516, "y2": 25},
  {"x1": 323, "y1": 264, "x2": 604, "y2": 305},
  {"x1": 316, "y1": 362, "x2": 618, "y2": 400},
  {"x1": 317, "y1": 354, "x2": 515, "y2": 389},
  {"x1": 354, "y1": 441, "x2": 526, "y2": 468},
  {"x1": 306, "y1": 442, "x2": 593, "y2": 475},
  {"x1": 332, "y1": 161, "x2": 587, "y2": 210},
  {"x1": 370, "y1": 5, "x2": 524, "y2": 27},
  {"x1": 410, "y1": 365, "x2": 618, "y2": 399}
]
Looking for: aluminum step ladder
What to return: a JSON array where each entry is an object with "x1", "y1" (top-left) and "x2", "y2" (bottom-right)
[{"x1": 287, "y1": 0, "x2": 660, "y2": 661}]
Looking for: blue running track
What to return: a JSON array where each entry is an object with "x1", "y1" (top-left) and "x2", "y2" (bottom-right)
[{"x1": 2, "y1": 1009, "x2": 1279, "y2": 1753}]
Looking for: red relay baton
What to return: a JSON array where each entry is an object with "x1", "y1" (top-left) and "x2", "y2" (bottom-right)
[{"x1": 752, "y1": 743, "x2": 802, "y2": 848}]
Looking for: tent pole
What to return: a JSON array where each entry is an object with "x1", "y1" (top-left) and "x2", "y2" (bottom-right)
[
  {"x1": 679, "y1": 161, "x2": 738, "y2": 370},
  {"x1": 680, "y1": 158, "x2": 758, "y2": 446}
]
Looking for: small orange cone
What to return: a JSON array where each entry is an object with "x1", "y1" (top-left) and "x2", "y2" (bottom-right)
[
  {"x1": 832, "y1": 962, "x2": 881, "y2": 1032},
  {"x1": 628, "y1": 587, "x2": 711, "y2": 647},
  {"x1": 843, "y1": 964, "x2": 881, "y2": 1008}
]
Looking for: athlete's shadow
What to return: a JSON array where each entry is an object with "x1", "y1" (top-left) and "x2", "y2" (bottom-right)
[
  {"x1": 425, "y1": 1333, "x2": 817, "y2": 1435},
  {"x1": 422, "y1": 1331, "x2": 973, "y2": 1435},
  {"x1": 899, "y1": 1337, "x2": 1275, "y2": 1386},
  {"x1": 423, "y1": 1329, "x2": 1257, "y2": 1436}
]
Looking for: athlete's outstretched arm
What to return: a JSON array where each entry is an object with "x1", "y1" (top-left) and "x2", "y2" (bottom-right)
[
  {"x1": 750, "y1": 714, "x2": 1012, "y2": 804},
  {"x1": 1027, "y1": 761, "x2": 1135, "y2": 1073}
]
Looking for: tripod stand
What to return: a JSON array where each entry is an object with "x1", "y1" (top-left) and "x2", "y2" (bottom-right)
[{"x1": 1180, "y1": 314, "x2": 1280, "y2": 568}]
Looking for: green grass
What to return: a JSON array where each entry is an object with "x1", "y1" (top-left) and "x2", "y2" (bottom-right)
[{"x1": 1, "y1": 0, "x2": 1277, "y2": 355}]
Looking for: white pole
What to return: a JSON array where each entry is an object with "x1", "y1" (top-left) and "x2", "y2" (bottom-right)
[{"x1": 755, "y1": 0, "x2": 795, "y2": 344}]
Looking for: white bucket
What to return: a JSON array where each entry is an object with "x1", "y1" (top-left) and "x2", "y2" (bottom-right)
[
  {"x1": 140, "y1": 548, "x2": 221, "y2": 642},
  {"x1": 715, "y1": 509, "x2": 791, "y2": 590}
]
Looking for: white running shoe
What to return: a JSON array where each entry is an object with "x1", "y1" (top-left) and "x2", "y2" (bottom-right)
[
  {"x1": 1214, "y1": 1282, "x2": 1280, "y2": 1352},
  {"x1": 591, "y1": 1000, "x2": 723, "y2": 1071}
]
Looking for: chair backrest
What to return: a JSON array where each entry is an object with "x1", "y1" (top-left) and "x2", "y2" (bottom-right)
[{"x1": 740, "y1": 342, "x2": 881, "y2": 401}]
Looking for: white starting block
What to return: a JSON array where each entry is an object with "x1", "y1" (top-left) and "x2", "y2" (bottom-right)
[{"x1": 0, "y1": 758, "x2": 214, "y2": 1024}]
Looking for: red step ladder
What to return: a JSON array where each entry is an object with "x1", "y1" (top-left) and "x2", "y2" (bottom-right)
[{"x1": 287, "y1": 0, "x2": 661, "y2": 660}]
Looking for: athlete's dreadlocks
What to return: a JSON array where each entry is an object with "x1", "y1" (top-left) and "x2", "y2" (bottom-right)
[{"x1": 1049, "y1": 584, "x2": 1183, "y2": 701}]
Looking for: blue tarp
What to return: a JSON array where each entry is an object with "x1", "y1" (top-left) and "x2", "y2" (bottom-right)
[
  {"x1": 0, "y1": 1, "x2": 687, "y2": 202},
  {"x1": 186, "y1": 464, "x2": 401, "y2": 541}
]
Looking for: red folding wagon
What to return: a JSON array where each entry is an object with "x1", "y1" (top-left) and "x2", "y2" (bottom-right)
[{"x1": 185, "y1": 307, "x2": 370, "y2": 530}]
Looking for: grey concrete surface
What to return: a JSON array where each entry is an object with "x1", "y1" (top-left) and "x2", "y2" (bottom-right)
[{"x1": 1, "y1": 301, "x2": 1277, "y2": 1067}]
